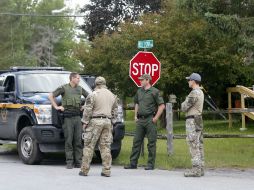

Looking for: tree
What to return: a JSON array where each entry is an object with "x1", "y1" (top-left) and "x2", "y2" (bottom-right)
[
  {"x1": 0, "y1": 0, "x2": 80, "y2": 71},
  {"x1": 77, "y1": 0, "x2": 254, "y2": 108},
  {"x1": 179, "y1": 0, "x2": 254, "y2": 65},
  {"x1": 30, "y1": 26, "x2": 59, "y2": 67},
  {"x1": 80, "y1": 0, "x2": 161, "y2": 40},
  {"x1": 0, "y1": 0, "x2": 36, "y2": 69}
]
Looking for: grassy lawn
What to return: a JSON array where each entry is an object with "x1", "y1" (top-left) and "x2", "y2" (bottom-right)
[
  {"x1": 125, "y1": 120, "x2": 254, "y2": 135},
  {"x1": 117, "y1": 110, "x2": 254, "y2": 169},
  {"x1": 125, "y1": 109, "x2": 254, "y2": 135},
  {"x1": 113, "y1": 136, "x2": 254, "y2": 169}
]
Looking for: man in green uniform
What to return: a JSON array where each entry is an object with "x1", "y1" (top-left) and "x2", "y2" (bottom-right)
[
  {"x1": 48, "y1": 72, "x2": 88, "y2": 169},
  {"x1": 124, "y1": 74, "x2": 165, "y2": 170}
]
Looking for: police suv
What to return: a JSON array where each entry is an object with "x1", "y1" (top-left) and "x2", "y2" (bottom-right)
[{"x1": 0, "y1": 67, "x2": 125, "y2": 164}]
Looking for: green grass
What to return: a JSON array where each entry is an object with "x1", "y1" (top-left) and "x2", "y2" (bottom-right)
[
  {"x1": 119, "y1": 110, "x2": 254, "y2": 169},
  {"x1": 125, "y1": 109, "x2": 254, "y2": 135},
  {"x1": 113, "y1": 136, "x2": 254, "y2": 169},
  {"x1": 125, "y1": 120, "x2": 254, "y2": 135}
]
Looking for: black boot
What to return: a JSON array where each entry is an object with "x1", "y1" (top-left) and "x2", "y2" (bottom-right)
[
  {"x1": 144, "y1": 166, "x2": 154, "y2": 170},
  {"x1": 66, "y1": 163, "x2": 74, "y2": 169},
  {"x1": 124, "y1": 164, "x2": 137, "y2": 169}
]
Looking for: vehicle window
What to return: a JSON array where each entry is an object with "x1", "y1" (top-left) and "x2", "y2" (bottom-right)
[
  {"x1": 17, "y1": 73, "x2": 92, "y2": 95},
  {"x1": 4, "y1": 76, "x2": 15, "y2": 92},
  {"x1": 0, "y1": 76, "x2": 6, "y2": 86}
]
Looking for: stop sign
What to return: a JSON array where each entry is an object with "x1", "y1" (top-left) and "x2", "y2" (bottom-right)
[{"x1": 129, "y1": 51, "x2": 161, "y2": 87}]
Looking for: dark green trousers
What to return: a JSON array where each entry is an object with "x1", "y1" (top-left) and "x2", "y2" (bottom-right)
[
  {"x1": 130, "y1": 116, "x2": 157, "y2": 167},
  {"x1": 62, "y1": 116, "x2": 82, "y2": 165}
]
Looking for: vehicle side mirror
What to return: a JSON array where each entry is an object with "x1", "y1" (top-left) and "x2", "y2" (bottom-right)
[{"x1": 0, "y1": 87, "x2": 15, "y2": 102}]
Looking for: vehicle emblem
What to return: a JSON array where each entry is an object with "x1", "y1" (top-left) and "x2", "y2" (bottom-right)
[{"x1": 1, "y1": 104, "x2": 8, "y2": 122}]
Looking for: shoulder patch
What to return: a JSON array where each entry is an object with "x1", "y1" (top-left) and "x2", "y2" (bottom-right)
[{"x1": 85, "y1": 94, "x2": 93, "y2": 105}]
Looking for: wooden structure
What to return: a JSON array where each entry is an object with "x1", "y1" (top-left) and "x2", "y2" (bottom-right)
[
  {"x1": 166, "y1": 103, "x2": 173, "y2": 155},
  {"x1": 227, "y1": 85, "x2": 254, "y2": 130}
]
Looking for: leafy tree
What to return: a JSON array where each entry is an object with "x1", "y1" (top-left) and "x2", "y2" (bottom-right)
[
  {"x1": 179, "y1": 0, "x2": 254, "y2": 66},
  {"x1": 30, "y1": 26, "x2": 59, "y2": 67},
  {"x1": 77, "y1": 0, "x2": 254, "y2": 108},
  {"x1": 0, "y1": 0, "x2": 80, "y2": 71},
  {"x1": 80, "y1": 0, "x2": 162, "y2": 40},
  {"x1": 0, "y1": 0, "x2": 36, "y2": 69}
]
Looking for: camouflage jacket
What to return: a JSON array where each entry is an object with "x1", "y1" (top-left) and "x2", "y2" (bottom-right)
[
  {"x1": 81, "y1": 86, "x2": 118, "y2": 125},
  {"x1": 181, "y1": 87, "x2": 204, "y2": 116}
]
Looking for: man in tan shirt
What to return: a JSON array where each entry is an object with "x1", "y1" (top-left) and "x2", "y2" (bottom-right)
[
  {"x1": 79, "y1": 76, "x2": 118, "y2": 177},
  {"x1": 181, "y1": 73, "x2": 205, "y2": 177}
]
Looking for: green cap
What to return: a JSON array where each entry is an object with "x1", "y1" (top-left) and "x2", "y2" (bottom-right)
[{"x1": 138, "y1": 74, "x2": 152, "y2": 81}]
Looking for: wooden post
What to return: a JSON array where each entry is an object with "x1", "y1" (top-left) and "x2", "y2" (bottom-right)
[
  {"x1": 228, "y1": 92, "x2": 232, "y2": 128},
  {"x1": 240, "y1": 94, "x2": 247, "y2": 131},
  {"x1": 166, "y1": 103, "x2": 173, "y2": 155}
]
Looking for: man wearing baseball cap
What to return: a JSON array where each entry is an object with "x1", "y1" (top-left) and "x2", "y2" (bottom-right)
[
  {"x1": 124, "y1": 74, "x2": 165, "y2": 170},
  {"x1": 181, "y1": 73, "x2": 205, "y2": 177}
]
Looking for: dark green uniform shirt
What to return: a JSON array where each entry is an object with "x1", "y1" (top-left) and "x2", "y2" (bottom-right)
[
  {"x1": 53, "y1": 84, "x2": 88, "y2": 97},
  {"x1": 134, "y1": 86, "x2": 164, "y2": 116},
  {"x1": 52, "y1": 83, "x2": 88, "y2": 112}
]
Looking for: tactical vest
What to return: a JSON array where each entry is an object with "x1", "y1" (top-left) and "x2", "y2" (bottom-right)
[{"x1": 62, "y1": 84, "x2": 82, "y2": 112}]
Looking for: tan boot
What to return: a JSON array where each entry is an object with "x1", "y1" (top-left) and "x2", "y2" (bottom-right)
[
  {"x1": 201, "y1": 167, "x2": 205, "y2": 176},
  {"x1": 101, "y1": 172, "x2": 110, "y2": 177},
  {"x1": 184, "y1": 168, "x2": 202, "y2": 177},
  {"x1": 79, "y1": 171, "x2": 88, "y2": 176}
]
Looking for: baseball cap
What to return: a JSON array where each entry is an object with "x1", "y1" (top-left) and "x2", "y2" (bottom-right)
[
  {"x1": 95, "y1": 76, "x2": 106, "y2": 85},
  {"x1": 186, "y1": 73, "x2": 201, "y2": 82},
  {"x1": 138, "y1": 74, "x2": 152, "y2": 81}
]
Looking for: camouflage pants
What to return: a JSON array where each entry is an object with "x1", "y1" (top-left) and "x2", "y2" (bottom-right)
[
  {"x1": 186, "y1": 116, "x2": 204, "y2": 169},
  {"x1": 81, "y1": 118, "x2": 113, "y2": 175}
]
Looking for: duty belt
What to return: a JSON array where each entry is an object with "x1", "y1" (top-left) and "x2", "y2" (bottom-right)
[
  {"x1": 63, "y1": 112, "x2": 80, "y2": 118},
  {"x1": 185, "y1": 115, "x2": 202, "y2": 120},
  {"x1": 91, "y1": 116, "x2": 111, "y2": 119},
  {"x1": 137, "y1": 114, "x2": 154, "y2": 119}
]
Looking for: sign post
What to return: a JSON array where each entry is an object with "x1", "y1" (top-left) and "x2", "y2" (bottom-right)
[{"x1": 130, "y1": 40, "x2": 161, "y2": 157}]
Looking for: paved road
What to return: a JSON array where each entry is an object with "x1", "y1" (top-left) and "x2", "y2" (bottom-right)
[{"x1": 0, "y1": 145, "x2": 254, "y2": 190}]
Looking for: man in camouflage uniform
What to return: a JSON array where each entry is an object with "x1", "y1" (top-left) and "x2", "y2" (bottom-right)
[
  {"x1": 181, "y1": 73, "x2": 205, "y2": 177},
  {"x1": 49, "y1": 72, "x2": 88, "y2": 169},
  {"x1": 124, "y1": 74, "x2": 165, "y2": 170},
  {"x1": 79, "y1": 76, "x2": 118, "y2": 177}
]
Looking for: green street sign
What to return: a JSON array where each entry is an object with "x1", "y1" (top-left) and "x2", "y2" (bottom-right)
[{"x1": 138, "y1": 40, "x2": 153, "y2": 49}]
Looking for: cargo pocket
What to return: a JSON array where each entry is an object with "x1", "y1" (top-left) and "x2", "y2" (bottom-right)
[
  {"x1": 66, "y1": 99, "x2": 73, "y2": 106},
  {"x1": 75, "y1": 98, "x2": 81, "y2": 108},
  {"x1": 186, "y1": 119, "x2": 197, "y2": 142},
  {"x1": 101, "y1": 128, "x2": 113, "y2": 145},
  {"x1": 83, "y1": 127, "x2": 93, "y2": 146},
  {"x1": 194, "y1": 116, "x2": 203, "y2": 132}
]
